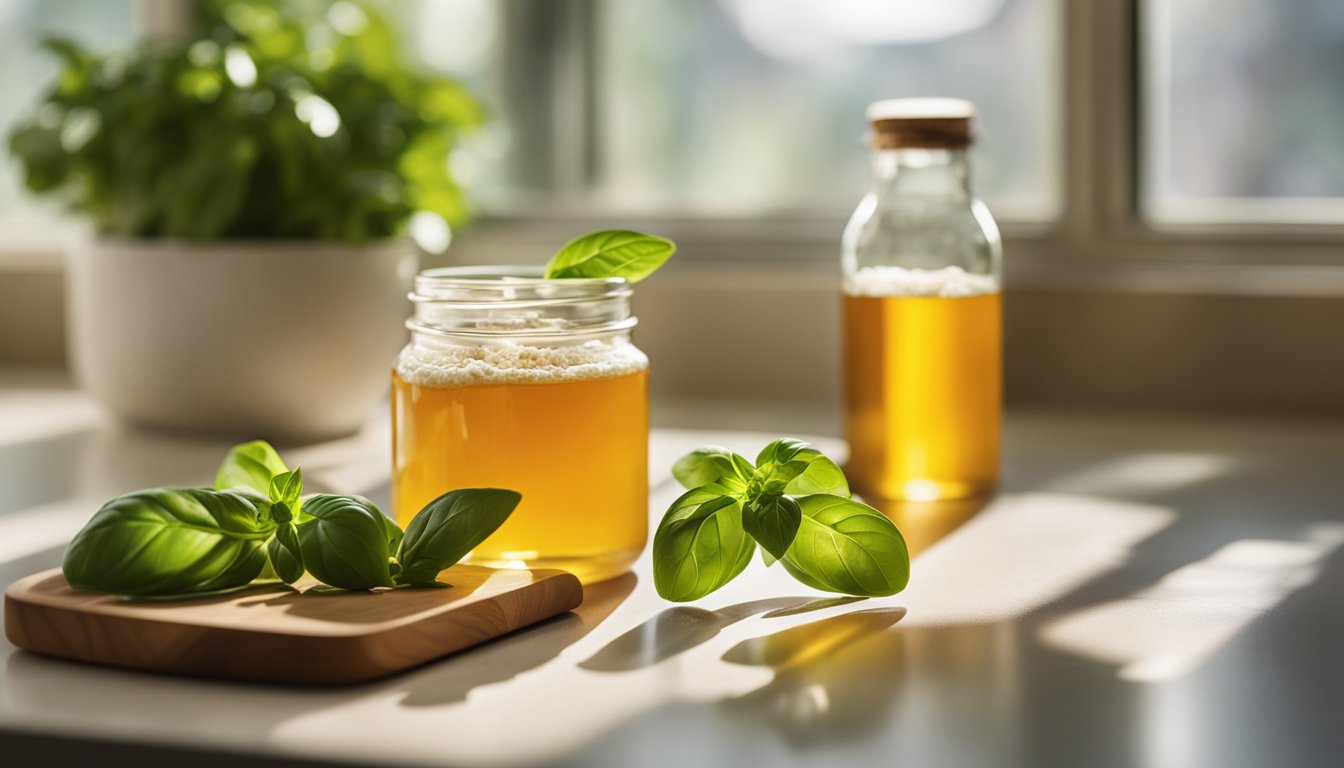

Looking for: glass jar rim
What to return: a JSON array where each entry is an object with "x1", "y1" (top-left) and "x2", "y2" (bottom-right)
[
  {"x1": 415, "y1": 265, "x2": 629, "y2": 299},
  {"x1": 408, "y1": 264, "x2": 637, "y2": 342}
]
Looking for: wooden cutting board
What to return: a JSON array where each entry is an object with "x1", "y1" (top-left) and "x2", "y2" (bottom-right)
[{"x1": 4, "y1": 566, "x2": 583, "y2": 685}]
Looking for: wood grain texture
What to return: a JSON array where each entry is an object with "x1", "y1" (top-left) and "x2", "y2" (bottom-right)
[{"x1": 4, "y1": 566, "x2": 583, "y2": 685}]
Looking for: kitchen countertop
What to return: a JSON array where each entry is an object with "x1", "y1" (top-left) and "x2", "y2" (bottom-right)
[{"x1": 1, "y1": 375, "x2": 1342, "y2": 768}]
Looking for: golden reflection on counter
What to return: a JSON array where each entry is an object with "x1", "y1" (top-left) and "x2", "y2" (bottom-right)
[
  {"x1": 722, "y1": 608, "x2": 906, "y2": 671},
  {"x1": 859, "y1": 494, "x2": 993, "y2": 556}
]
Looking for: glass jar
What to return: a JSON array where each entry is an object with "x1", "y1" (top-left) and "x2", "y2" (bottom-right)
[
  {"x1": 842, "y1": 98, "x2": 1003, "y2": 502},
  {"x1": 392, "y1": 266, "x2": 649, "y2": 583}
]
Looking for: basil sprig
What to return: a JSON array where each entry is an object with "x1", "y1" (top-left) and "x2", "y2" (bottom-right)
[
  {"x1": 62, "y1": 441, "x2": 521, "y2": 598},
  {"x1": 653, "y1": 439, "x2": 909, "y2": 602},
  {"x1": 542, "y1": 229, "x2": 675, "y2": 283}
]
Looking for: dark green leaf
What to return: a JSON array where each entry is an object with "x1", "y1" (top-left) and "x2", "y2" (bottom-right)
[
  {"x1": 780, "y1": 495, "x2": 909, "y2": 597},
  {"x1": 671, "y1": 446, "x2": 753, "y2": 491},
  {"x1": 268, "y1": 511, "x2": 304, "y2": 584},
  {"x1": 653, "y1": 484, "x2": 755, "y2": 602},
  {"x1": 396, "y1": 488, "x2": 520, "y2": 586},
  {"x1": 62, "y1": 488, "x2": 275, "y2": 597},
  {"x1": 215, "y1": 440, "x2": 289, "y2": 494},
  {"x1": 742, "y1": 493, "x2": 802, "y2": 561},
  {"x1": 297, "y1": 494, "x2": 395, "y2": 590},
  {"x1": 379, "y1": 506, "x2": 405, "y2": 555},
  {"x1": 267, "y1": 533, "x2": 304, "y2": 584},
  {"x1": 543, "y1": 230, "x2": 676, "y2": 283}
]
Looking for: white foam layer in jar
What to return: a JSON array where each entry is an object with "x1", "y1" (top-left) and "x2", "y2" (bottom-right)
[
  {"x1": 396, "y1": 339, "x2": 649, "y2": 388},
  {"x1": 845, "y1": 265, "x2": 999, "y2": 298}
]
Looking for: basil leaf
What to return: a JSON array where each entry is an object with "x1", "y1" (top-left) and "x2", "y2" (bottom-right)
[
  {"x1": 543, "y1": 229, "x2": 676, "y2": 283},
  {"x1": 267, "y1": 502, "x2": 305, "y2": 584},
  {"x1": 742, "y1": 493, "x2": 802, "y2": 561},
  {"x1": 373, "y1": 503, "x2": 406, "y2": 581},
  {"x1": 379, "y1": 507, "x2": 405, "y2": 555},
  {"x1": 653, "y1": 485, "x2": 755, "y2": 602},
  {"x1": 268, "y1": 468, "x2": 303, "y2": 511},
  {"x1": 756, "y1": 438, "x2": 811, "y2": 467},
  {"x1": 671, "y1": 446, "x2": 754, "y2": 491},
  {"x1": 782, "y1": 449, "x2": 850, "y2": 497},
  {"x1": 753, "y1": 439, "x2": 851, "y2": 497},
  {"x1": 396, "y1": 489, "x2": 521, "y2": 586},
  {"x1": 62, "y1": 488, "x2": 276, "y2": 597},
  {"x1": 780, "y1": 494, "x2": 909, "y2": 597},
  {"x1": 267, "y1": 534, "x2": 304, "y2": 584},
  {"x1": 215, "y1": 440, "x2": 289, "y2": 494},
  {"x1": 297, "y1": 495, "x2": 395, "y2": 591}
]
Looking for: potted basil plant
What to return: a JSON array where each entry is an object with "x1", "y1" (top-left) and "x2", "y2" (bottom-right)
[{"x1": 8, "y1": 0, "x2": 483, "y2": 440}]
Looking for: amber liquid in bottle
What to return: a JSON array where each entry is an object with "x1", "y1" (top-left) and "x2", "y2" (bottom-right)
[{"x1": 843, "y1": 291, "x2": 1001, "y2": 500}]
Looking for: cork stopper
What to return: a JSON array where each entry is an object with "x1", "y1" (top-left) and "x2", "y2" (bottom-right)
[{"x1": 867, "y1": 98, "x2": 975, "y2": 150}]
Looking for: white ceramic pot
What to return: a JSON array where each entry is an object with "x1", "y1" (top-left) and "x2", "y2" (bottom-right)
[{"x1": 67, "y1": 237, "x2": 417, "y2": 441}]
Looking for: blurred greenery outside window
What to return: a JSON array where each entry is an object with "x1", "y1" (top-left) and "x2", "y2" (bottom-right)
[{"x1": 2, "y1": 0, "x2": 1343, "y2": 258}]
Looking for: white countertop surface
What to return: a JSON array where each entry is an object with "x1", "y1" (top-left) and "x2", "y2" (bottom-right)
[{"x1": 1, "y1": 376, "x2": 1342, "y2": 768}]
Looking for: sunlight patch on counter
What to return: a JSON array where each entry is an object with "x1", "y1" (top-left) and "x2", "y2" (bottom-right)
[
  {"x1": 897, "y1": 493, "x2": 1176, "y2": 626},
  {"x1": 1039, "y1": 523, "x2": 1344, "y2": 683},
  {"x1": 1045, "y1": 452, "x2": 1239, "y2": 497}
]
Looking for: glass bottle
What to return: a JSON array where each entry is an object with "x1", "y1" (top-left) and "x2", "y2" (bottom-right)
[
  {"x1": 842, "y1": 98, "x2": 1003, "y2": 502},
  {"x1": 392, "y1": 267, "x2": 648, "y2": 583}
]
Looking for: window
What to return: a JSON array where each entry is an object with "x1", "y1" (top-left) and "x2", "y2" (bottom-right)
[
  {"x1": 0, "y1": 0, "x2": 137, "y2": 236},
  {"x1": 597, "y1": 0, "x2": 1060, "y2": 220},
  {"x1": 1142, "y1": 0, "x2": 1344, "y2": 224},
  {"x1": 388, "y1": 0, "x2": 1060, "y2": 223}
]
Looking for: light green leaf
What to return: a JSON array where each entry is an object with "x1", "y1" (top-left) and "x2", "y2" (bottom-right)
[
  {"x1": 752, "y1": 439, "x2": 850, "y2": 497},
  {"x1": 671, "y1": 446, "x2": 753, "y2": 492},
  {"x1": 215, "y1": 440, "x2": 289, "y2": 494},
  {"x1": 653, "y1": 484, "x2": 755, "y2": 602},
  {"x1": 396, "y1": 489, "x2": 520, "y2": 586},
  {"x1": 543, "y1": 229, "x2": 676, "y2": 283},
  {"x1": 783, "y1": 450, "x2": 850, "y2": 497},
  {"x1": 268, "y1": 467, "x2": 303, "y2": 510},
  {"x1": 780, "y1": 494, "x2": 909, "y2": 597}
]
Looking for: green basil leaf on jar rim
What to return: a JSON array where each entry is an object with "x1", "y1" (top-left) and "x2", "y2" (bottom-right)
[{"x1": 543, "y1": 229, "x2": 675, "y2": 283}]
